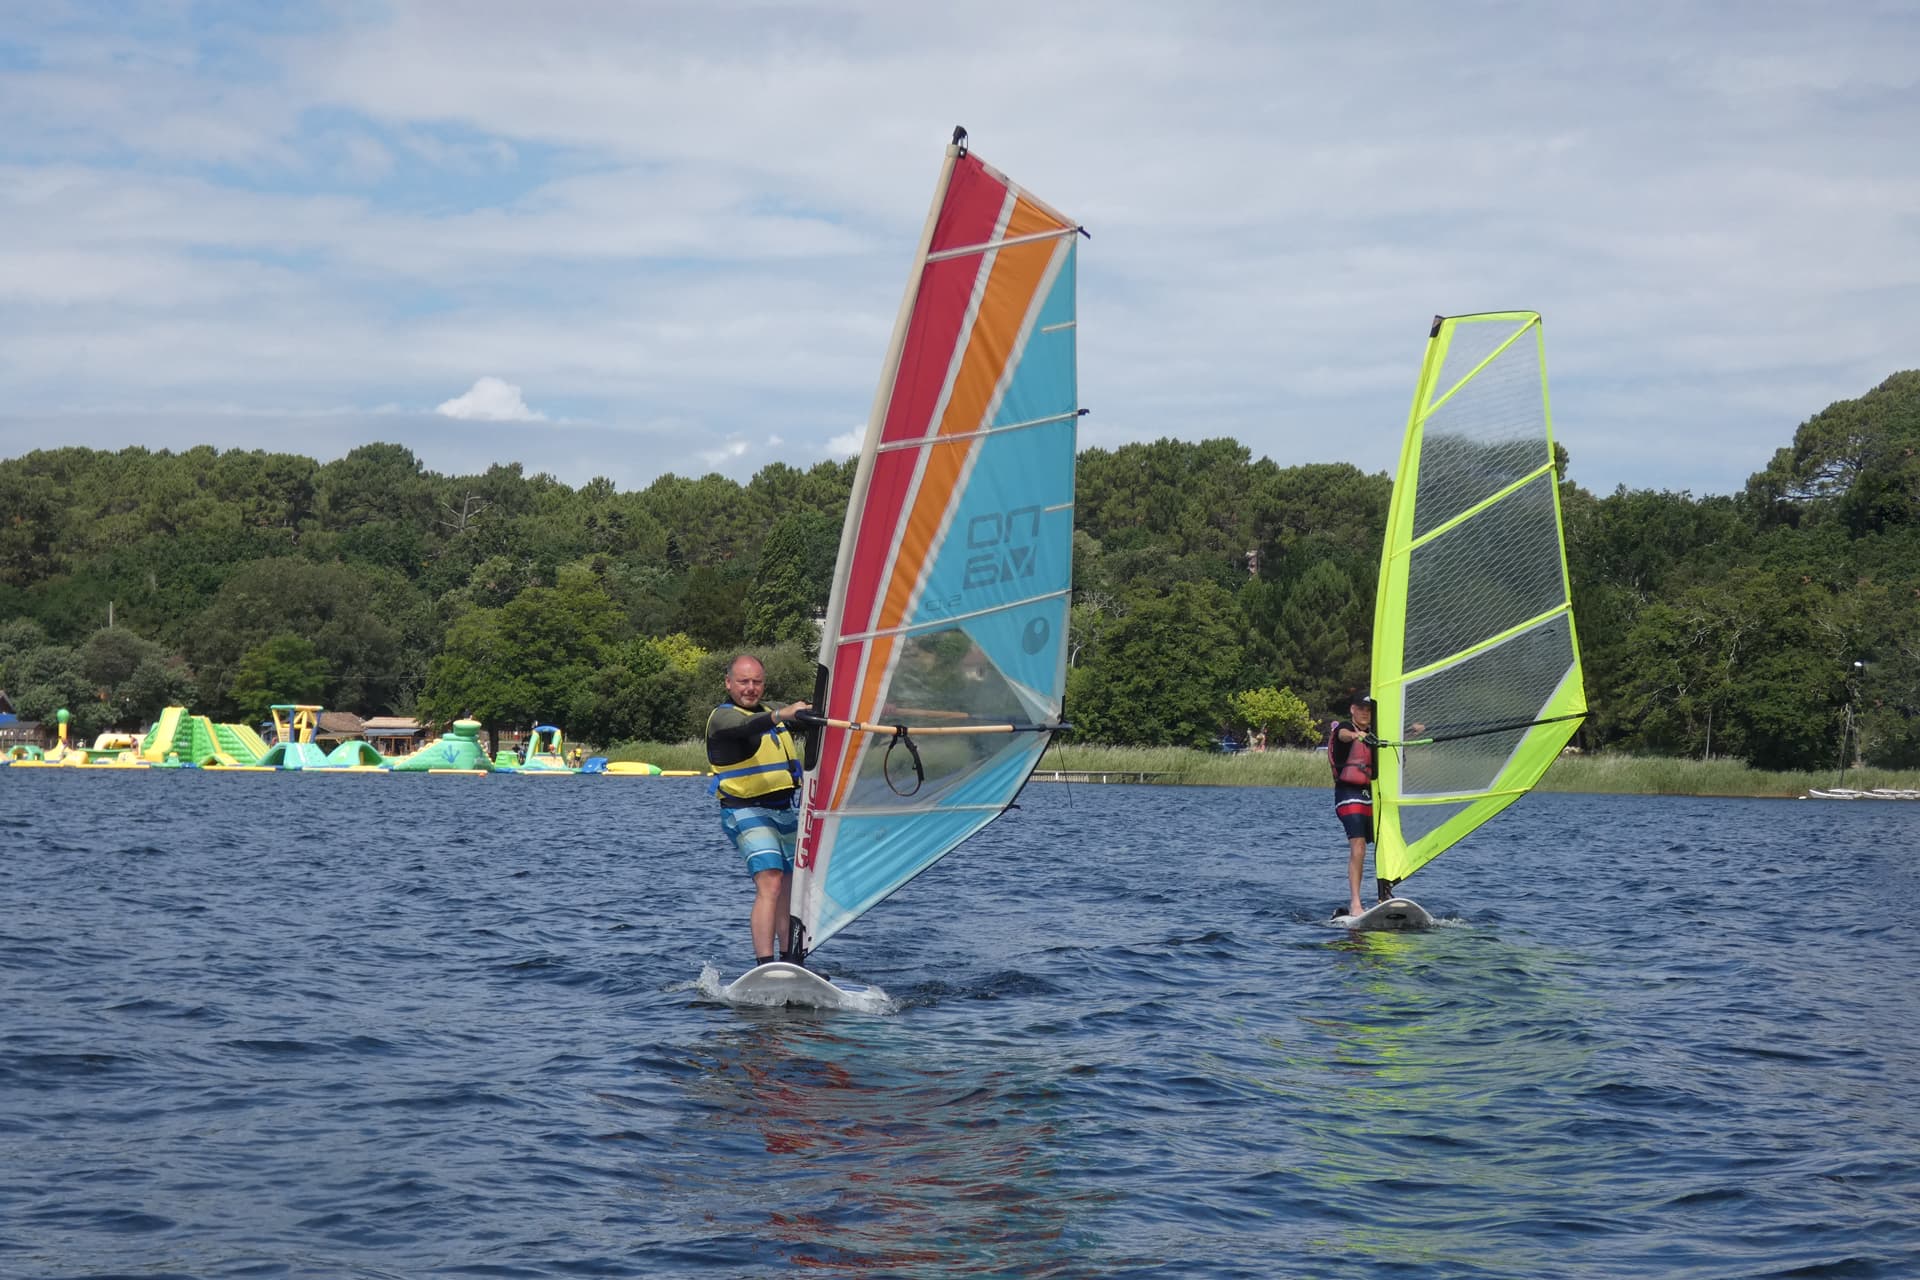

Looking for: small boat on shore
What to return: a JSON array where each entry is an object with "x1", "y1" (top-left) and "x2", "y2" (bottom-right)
[{"x1": 1804, "y1": 787, "x2": 1920, "y2": 801}]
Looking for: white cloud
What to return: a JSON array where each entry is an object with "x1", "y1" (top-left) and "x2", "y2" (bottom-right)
[
  {"x1": 826, "y1": 427, "x2": 865, "y2": 459},
  {"x1": 698, "y1": 438, "x2": 750, "y2": 469},
  {"x1": 436, "y1": 376, "x2": 546, "y2": 421}
]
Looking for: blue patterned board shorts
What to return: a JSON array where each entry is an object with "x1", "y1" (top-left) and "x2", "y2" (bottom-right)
[
  {"x1": 721, "y1": 804, "x2": 799, "y2": 878},
  {"x1": 1334, "y1": 785, "x2": 1373, "y2": 842}
]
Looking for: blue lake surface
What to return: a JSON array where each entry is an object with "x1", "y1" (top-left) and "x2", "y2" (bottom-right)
[{"x1": 2, "y1": 771, "x2": 1917, "y2": 1279}]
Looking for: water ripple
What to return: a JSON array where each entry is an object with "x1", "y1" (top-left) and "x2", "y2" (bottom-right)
[{"x1": 1, "y1": 777, "x2": 1915, "y2": 1277}]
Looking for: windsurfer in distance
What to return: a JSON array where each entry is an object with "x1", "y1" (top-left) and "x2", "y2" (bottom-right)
[
  {"x1": 1330, "y1": 691, "x2": 1382, "y2": 918},
  {"x1": 705, "y1": 654, "x2": 811, "y2": 969}
]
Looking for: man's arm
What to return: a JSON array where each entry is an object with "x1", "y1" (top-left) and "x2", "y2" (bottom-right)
[
  {"x1": 707, "y1": 703, "x2": 777, "y2": 766},
  {"x1": 708, "y1": 705, "x2": 776, "y2": 743}
]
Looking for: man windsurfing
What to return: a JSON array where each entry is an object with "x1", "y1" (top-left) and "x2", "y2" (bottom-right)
[{"x1": 705, "y1": 654, "x2": 810, "y2": 968}]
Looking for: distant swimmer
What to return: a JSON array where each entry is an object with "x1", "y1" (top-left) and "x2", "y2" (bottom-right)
[{"x1": 704, "y1": 654, "x2": 810, "y2": 969}]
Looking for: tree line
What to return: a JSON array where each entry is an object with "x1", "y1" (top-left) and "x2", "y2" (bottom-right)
[{"x1": 3, "y1": 370, "x2": 1917, "y2": 770}]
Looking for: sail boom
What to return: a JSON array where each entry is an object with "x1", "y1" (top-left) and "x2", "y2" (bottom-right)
[
  {"x1": 1379, "y1": 709, "x2": 1588, "y2": 749},
  {"x1": 800, "y1": 716, "x2": 1065, "y2": 736}
]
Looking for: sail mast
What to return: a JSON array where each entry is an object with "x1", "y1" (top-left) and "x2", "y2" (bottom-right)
[{"x1": 814, "y1": 128, "x2": 970, "y2": 679}]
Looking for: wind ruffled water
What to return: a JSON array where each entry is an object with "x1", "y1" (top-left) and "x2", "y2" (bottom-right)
[{"x1": 2, "y1": 774, "x2": 1915, "y2": 1278}]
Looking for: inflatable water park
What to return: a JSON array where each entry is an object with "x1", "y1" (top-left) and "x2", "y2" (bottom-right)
[{"x1": 0, "y1": 704, "x2": 696, "y2": 778}]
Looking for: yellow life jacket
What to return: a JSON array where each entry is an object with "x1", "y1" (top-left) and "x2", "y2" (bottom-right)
[{"x1": 707, "y1": 704, "x2": 802, "y2": 802}]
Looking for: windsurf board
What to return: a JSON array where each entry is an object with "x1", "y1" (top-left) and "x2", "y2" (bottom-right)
[
  {"x1": 717, "y1": 961, "x2": 882, "y2": 1011},
  {"x1": 1332, "y1": 897, "x2": 1435, "y2": 931}
]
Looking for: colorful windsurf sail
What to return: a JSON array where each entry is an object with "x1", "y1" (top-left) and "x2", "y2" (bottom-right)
[
  {"x1": 789, "y1": 128, "x2": 1081, "y2": 957},
  {"x1": 1371, "y1": 312, "x2": 1586, "y2": 887}
]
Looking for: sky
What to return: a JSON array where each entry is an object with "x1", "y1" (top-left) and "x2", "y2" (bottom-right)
[{"x1": 3, "y1": 0, "x2": 1916, "y2": 498}]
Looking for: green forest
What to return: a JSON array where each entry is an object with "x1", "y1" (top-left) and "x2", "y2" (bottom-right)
[{"x1": 3, "y1": 370, "x2": 1917, "y2": 771}]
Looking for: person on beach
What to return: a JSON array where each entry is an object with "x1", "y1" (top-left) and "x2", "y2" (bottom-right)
[
  {"x1": 704, "y1": 654, "x2": 810, "y2": 969},
  {"x1": 1329, "y1": 691, "x2": 1381, "y2": 918}
]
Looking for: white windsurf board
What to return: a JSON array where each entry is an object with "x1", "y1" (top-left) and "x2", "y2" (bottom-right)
[
  {"x1": 715, "y1": 961, "x2": 887, "y2": 1012},
  {"x1": 1331, "y1": 897, "x2": 1435, "y2": 932}
]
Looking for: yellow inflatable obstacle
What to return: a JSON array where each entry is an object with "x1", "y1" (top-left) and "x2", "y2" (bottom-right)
[
  {"x1": 601, "y1": 761, "x2": 704, "y2": 777},
  {"x1": 140, "y1": 707, "x2": 273, "y2": 768},
  {"x1": 10, "y1": 710, "x2": 148, "y2": 769}
]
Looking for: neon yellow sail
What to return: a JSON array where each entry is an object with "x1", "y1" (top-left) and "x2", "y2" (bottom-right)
[{"x1": 1372, "y1": 312, "x2": 1587, "y2": 887}]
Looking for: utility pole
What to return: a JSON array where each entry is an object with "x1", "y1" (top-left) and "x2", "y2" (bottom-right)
[
  {"x1": 1837, "y1": 660, "x2": 1866, "y2": 785},
  {"x1": 1851, "y1": 660, "x2": 1866, "y2": 770}
]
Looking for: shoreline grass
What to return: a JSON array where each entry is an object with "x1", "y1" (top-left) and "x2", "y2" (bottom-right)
[{"x1": 602, "y1": 739, "x2": 1920, "y2": 798}]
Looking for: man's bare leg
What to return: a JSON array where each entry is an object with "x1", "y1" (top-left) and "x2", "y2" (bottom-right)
[{"x1": 750, "y1": 868, "x2": 788, "y2": 962}]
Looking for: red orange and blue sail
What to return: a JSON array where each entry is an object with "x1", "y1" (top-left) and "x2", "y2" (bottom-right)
[{"x1": 791, "y1": 132, "x2": 1081, "y2": 953}]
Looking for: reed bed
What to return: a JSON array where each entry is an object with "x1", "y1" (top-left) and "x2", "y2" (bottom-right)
[
  {"x1": 1537, "y1": 754, "x2": 1920, "y2": 798},
  {"x1": 605, "y1": 738, "x2": 1920, "y2": 798},
  {"x1": 1039, "y1": 744, "x2": 1325, "y2": 787},
  {"x1": 1046, "y1": 744, "x2": 1920, "y2": 797}
]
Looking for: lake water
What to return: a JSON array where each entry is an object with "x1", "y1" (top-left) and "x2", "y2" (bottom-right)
[{"x1": 2, "y1": 772, "x2": 1916, "y2": 1279}]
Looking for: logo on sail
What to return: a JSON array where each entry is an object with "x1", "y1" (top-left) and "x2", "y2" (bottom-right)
[{"x1": 964, "y1": 506, "x2": 1042, "y2": 590}]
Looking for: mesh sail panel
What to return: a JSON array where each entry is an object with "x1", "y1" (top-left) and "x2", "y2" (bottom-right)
[
  {"x1": 1395, "y1": 799, "x2": 1477, "y2": 847},
  {"x1": 1413, "y1": 323, "x2": 1545, "y2": 539},
  {"x1": 1400, "y1": 616, "x2": 1577, "y2": 798},
  {"x1": 1404, "y1": 473, "x2": 1566, "y2": 672},
  {"x1": 1429, "y1": 317, "x2": 1524, "y2": 405},
  {"x1": 842, "y1": 624, "x2": 1035, "y2": 805}
]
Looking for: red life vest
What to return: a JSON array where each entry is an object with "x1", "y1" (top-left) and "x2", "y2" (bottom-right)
[{"x1": 1327, "y1": 720, "x2": 1374, "y2": 786}]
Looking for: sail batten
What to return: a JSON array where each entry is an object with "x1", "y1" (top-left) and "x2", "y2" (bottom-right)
[
  {"x1": 874, "y1": 410, "x2": 1080, "y2": 452},
  {"x1": 1396, "y1": 786, "x2": 1543, "y2": 805},
  {"x1": 1402, "y1": 601, "x2": 1572, "y2": 683},
  {"x1": 791, "y1": 136, "x2": 1079, "y2": 954},
  {"x1": 1373, "y1": 311, "x2": 1586, "y2": 886},
  {"x1": 822, "y1": 802, "x2": 1014, "y2": 818},
  {"x1": 1404, "y1": 459, "x2": 1559, "y2": 551},
  {"x1": 839, "y1": 587, "x2": 1074, "y2": 645},
  {"x1": 926, "y1": 225, "x2": 1082, "y2": 261}
]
